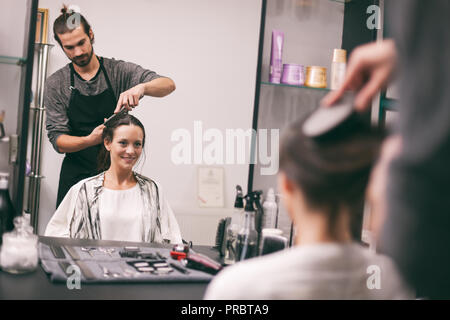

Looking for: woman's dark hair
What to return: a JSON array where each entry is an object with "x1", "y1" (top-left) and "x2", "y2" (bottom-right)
[
  {"x1": 53, "y1": 5, "x2": 93, "y2": 46},
  {"x1": 279, "y1": 116, "x2": 383, "y2": 239},
  {"x1": 97, "y1": 114, "x2": 146, "y2": 172}
]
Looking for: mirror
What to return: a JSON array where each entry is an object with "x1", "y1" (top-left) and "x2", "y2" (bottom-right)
[{"x1": 30, "y1": 0, "x2": 263, "y2": 245}]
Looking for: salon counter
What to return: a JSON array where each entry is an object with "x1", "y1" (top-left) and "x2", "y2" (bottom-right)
[{"x1": 0, "y1": 236, "x2": 221, "y2": 300}]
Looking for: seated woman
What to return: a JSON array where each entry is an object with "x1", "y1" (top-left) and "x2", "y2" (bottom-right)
[
  {"x1": 205, "y1": 118, "x2": 413, "y2": 299},
  {"x1": 45, "y1": 114, "x2": 182, "y2": 244}
]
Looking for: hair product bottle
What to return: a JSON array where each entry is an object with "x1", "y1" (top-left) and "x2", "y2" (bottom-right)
[
  {"x1": 330, "y1": 49, "x2": 347, "y2": 90},
  {"x1": 269, "y1": 30, "x2": 284, "y2": 83},
  {"x1": 305, "y1": 66, "x2": 327, "y2": 88},
  {"x1": 224, "y1": 185, "x2": 245, "y2": 265},
  {"x1": 236, "y1": 195, "x2": 258, "y2": 261},
  {"x1": 262, "y1": 188, "x2": 278, "y2": 229}
]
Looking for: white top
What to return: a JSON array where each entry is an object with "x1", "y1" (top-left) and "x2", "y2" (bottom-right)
[
  {"x1": 45, "y1": 176, "x2": 183, "y2": 244},
  {"x1": 204, "y1": 242, "x2": 415, "y2": 300},
  {"x1": 99, "y1": 184, "x2": 143, "y2": 242}
]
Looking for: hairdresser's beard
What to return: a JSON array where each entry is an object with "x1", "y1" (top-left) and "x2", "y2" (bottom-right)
[{"x1": 71, "y1": 47, "x2": 94, "y2": 67}]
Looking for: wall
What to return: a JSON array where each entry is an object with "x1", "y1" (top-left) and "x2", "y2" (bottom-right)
[{"x1": 32, "y1": 0, "x2": 262, "y2": 245}]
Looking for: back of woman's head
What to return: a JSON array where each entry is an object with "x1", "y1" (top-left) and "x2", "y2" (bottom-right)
[
  {"x1": 97, "y1": 113, "x2": 146, "y2": 172},
  {"x1": 279, "y1": 116, "x2": 383, "y2": 234}
]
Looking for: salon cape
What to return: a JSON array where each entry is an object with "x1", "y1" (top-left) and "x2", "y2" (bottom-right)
[{"x1": 45, "y1": 171, "x2": 183, "y2": 244}]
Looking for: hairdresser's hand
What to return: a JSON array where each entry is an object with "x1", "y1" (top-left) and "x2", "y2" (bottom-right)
[
  {"x1": 114, "y1": 84, "x2": 145, "y2": 113},
  {"x1": 322, "y1": 39, "x2": 398, "y2": 111},
  {"x1": 87, "y1": 123, "x2": 105, "y2": 146}
]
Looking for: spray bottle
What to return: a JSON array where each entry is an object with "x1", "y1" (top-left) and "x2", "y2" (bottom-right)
[
  {"x1": 236, "y1": 194, "x2": 258, "y2": 261},
  {"x1": 224, "y1": 185, "x2": 244, "y2": 265}
]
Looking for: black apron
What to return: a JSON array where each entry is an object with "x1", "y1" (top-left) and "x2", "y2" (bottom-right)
[{"x1": 56, "y1": 56, "x2": 117, "y2": 207}]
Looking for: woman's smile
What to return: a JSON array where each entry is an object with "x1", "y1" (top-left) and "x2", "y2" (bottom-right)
[{"x1": 121, "y1": 155, "x2": 136, "y2": 164}]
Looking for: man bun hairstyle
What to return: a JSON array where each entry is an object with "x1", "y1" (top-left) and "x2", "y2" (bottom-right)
[{"x1": 53, "y1": 4, "x2": 93, "y2": 46}]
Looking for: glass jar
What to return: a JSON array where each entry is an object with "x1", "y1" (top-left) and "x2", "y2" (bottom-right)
[{"x1": 0, "y1": 215, "x2": 38, "y2": 274}]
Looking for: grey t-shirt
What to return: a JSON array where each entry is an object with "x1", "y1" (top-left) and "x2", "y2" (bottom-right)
[{"x1": 44, "y1": 56, "x2": 162, "y2": 153}]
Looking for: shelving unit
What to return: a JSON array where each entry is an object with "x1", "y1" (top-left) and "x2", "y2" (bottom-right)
[
  {"x1": 1, "y1": 40, "x2": 56, "y2": 231},
  {"x1": 0, "y1": 0, "x2": 38, "y2": 217},
  {"x1": 376, "y1": 0, "x2": 399, "y2": 128},
  {"x1": 0, "y1": 56, "x2": 27, "y2": 66},
  {"x1": 261, "y1": 81, "x2": 331, "y2": 92},
  {"x1": 26, "y1": 42, "x2": 54, "y2": 231},
  {"x1": 248, "y1": 0, "x2": 379, "y2": 244},
  {"x1": 378, "y1": 92, "x2": 398, "y2": 125}
]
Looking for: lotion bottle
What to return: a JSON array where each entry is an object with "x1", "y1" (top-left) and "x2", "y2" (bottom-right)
[
  {"x1": 331, "y1": 49, "x2": 347, "y2": 90},
  {"x1": 263, "y1": 188, "x2": 278, "y2": 229}
]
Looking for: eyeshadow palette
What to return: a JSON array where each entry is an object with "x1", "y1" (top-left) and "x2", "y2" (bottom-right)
[{"x1": 126, "y1": 260, "x2": 173, "y2": 274}]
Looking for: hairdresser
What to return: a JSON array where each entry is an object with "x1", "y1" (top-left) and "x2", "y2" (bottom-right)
[
  {"x1": 322, "y1": 0, "x2": 450, "y2": 299},
  {"x1": 44, "y1": 5, "x2": 176, "y2": 207}
]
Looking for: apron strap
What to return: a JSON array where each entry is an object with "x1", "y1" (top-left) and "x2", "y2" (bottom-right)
[
  {"x1": 98, "y1": 57, "x2": 115, "y2": 98},
  {"x1": 69, "y1": 60, "x2": 76, "y2": 90},
  {"x1": 68, "y1": 56, "x2": 116, "y2": 103},
  {"x1": 69, "y1": 63, "x2": 77, "y2": 105},
  {"x1": 69, "y1": 55, "x2": 117, "y2": 104}
]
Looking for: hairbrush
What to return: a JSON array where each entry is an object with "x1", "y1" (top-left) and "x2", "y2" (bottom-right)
[
  {"x1": 213, "y1": 217, "x2": 231, "y2": 256},
  {"x1": 103, "y1": 107, "x2": 128, "y2": 126},
  {"x1": 303, "y1": 91, "x2": 356, "y2": 138}
]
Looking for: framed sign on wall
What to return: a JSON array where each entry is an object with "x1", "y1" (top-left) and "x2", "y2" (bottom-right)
[{"x1": 197, "y1": 167, "x2": 224, "y2": 208}]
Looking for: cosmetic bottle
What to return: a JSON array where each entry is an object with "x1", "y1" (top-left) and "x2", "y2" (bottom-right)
[
  {"x1": 281, "y1": 64, "x2": 305, "y2": 86},
  {"x1": 262, "y1": 188, "x2": 278, "y2": 229},
  {"x1": 252, "y1": 191, "x2": 264, "y2": 250},
  {"x1": 305, "y1": 66, "x2": 327, "y2": 88},
  {"x1": 331, "y1": 49, "x2": 347, "y2": 90},
  {"x1": 269, "y1": 30, "x2": 284, "y2": 83},
  {"x1": 236, "y1": 195, "x2": 258, "y2": 261},
  {"x1": 0, "y1": 173, "x2": 16, "y2": 245},
  {"x1": 224, "y1": 185, "x2": 244, "y2": 265}
]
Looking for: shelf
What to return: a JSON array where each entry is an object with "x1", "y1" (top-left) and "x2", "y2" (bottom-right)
[
  {"x1": 35, "y1": 42, "x2": 55, "y2": 49},
  {"x1": 0, "y1": 44, "x2": 52, "y2": 66},
  {"x1": 381, "y1": 98, "x2": 398, "y2": 111},
  {"x1": 0, "y1": 55, "x2": 27, "y2": 66},
  {"x1": 329, "y1": 0, "x2": 352, "y2": 3},
  {"x1": 261, "y1": 81, "x2": 331, "y2": 92}
]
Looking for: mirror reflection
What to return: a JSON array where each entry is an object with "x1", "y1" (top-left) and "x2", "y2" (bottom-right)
[{"x1": 31, "y1": 0, "x2": 261, "y2": 244}]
